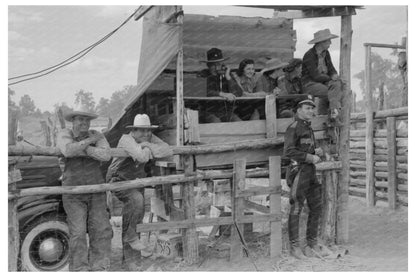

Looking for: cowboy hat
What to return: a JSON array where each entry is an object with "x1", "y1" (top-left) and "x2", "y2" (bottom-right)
[
  {"x1": 126, "y1": 114, "x2": 159, "y2": 129},
  {"x1": 262, "y1": 58, "x2": 289, "y2": 73},
  {"x1": 64, "y1": 103, "x2": 98, "y2": 122},
  {"x1": 199, "y1": 48, "x2": 230, "y2": 63},
  {"x1": 308, "y1": 29, "x2": 339, "y2": 44}
]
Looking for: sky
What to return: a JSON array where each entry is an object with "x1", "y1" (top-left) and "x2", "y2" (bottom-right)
[{"x1": 7, "y1": 3, "x2": 408, "y2": 112}]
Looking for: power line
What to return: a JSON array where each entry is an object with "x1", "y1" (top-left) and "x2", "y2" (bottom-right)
[{"x1": 8, "y1": 5, "x2": 153, "y2": 86}]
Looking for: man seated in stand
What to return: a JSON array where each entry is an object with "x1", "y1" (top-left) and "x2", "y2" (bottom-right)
[
  {"x1": 199, "y1": 48, "x2": 242, "y2": 122},
  {"x1": 302, "y1": 29, "x2": 343, "y2": 126},
  {"x1": 106, "y1": 114, "x2": 173, "y2": 271}
]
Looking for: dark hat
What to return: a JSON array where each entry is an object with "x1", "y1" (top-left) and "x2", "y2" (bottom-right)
[
  {"x1": 200, "y1": 48, "x2": 230, "y2": 63},
  {"x1": 283, "y1": 58, "x2": 302, "y2": 73},
  {"x1": 296, "y1": 94, "x2": 316, "y2": 108}
]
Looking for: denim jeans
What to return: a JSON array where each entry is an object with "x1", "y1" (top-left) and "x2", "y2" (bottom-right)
[
  {"x1": 112, "y1": 185, "x2": 145, "y2": 265},
  {"x1": 63, "y1": 193, "x2": 113, "y2": 271},
  {"x1": 303, "y1": 80, "x2": 343, "y2": 114}
]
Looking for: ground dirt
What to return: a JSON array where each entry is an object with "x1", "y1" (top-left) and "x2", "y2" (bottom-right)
[{"x1": 108, "y1": 196, "x2": 407, "y2": 271}]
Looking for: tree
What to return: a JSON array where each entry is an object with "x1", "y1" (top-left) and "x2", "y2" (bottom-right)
[
  {"x1": 354, "y1": 52, "x2": 403, "y2": 112},
  {"x1": 106, "y1": 85, "x2": 137, "y2": 120},
  {"x1": 74, "y1": 89, "x2": 96, "y2": 112},
  {"x1": 96, "y1": 97, "x2": 111, "y2": 117},
  {"x1": 19, "y1": 94, "x2": 36, "y2": 116}
]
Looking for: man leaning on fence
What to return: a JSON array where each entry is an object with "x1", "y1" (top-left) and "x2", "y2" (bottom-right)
[
  {"x1": 283, "y1": 95, "x2": 326, "y2": 259},
  {"x1": 56, "y1": 105, "x2": 113, "y2": 271},
  {"x1": 106, "y1": 114, "x2": 173, "y2": 271}
]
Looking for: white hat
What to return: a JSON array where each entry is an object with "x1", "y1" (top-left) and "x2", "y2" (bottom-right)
[
  {"x1": 126, "y1": 114, "x2": 159, "y2": 129},
  {"x1": 64, "y1": 103, "x2": 98, "y2": 122}
]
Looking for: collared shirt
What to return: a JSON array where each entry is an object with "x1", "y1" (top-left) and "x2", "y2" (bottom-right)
[
  {"x1": 56, "y1": 129, "x2": 111, "y2": 186},
  {"x1": 106, "y1": 133, "x2": 172, "y2": 182},
  {"x1": 199, "y1": 69, "x2": 230, "y2": 97},
  {"x1": 301, "y1": 46, "x2": 338, "y2": 84},
  {"x1": 317, "y1": 50, "x2": 328, "y2": 75},
  {"x1": 283, "y1": 116, "x2": 316, "y2": 164}
]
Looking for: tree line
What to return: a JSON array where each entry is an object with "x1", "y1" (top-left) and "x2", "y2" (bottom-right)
[{"x1": 8, "y1": 85, "x2": 138, "y2": 121}]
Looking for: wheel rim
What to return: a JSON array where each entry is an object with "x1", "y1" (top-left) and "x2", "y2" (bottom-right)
[{"x1": 28, "y1": 228, "x2": 69, "y2": 271}]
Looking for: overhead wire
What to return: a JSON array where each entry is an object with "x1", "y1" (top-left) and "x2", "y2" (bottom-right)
[{"x1": 8, "y1": 5, "x2": 153, "y2": 86}]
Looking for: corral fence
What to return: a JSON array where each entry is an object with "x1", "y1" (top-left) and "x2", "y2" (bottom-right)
[
  {"x1": 8, "y1": 139, "x2": 342, "y2": 271},
  {"x1": 349, "y1": 107, "x2": 408, "y2": 208}
]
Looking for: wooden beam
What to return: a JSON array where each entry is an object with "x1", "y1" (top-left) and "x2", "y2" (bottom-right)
[
  {"x1": 230, "y1": 159, "x2": 246, "y2": 262},
  {"x1": 265, "y1": 94, "x2": 277, "y2": 138},
  {"x1": 176, "y1": 6, "x2": 184, "y2": 149},
  {"x1": 182, "y1": 154, "x2": 198, "y2": 264},
  {"x1": 364, "y1": 44, "x2": 375, "y2": 207},
  {"x1": 336, "y1": 14, "x2": 352, "y2": 244},
  {"x1": 269, "y1": 156, "x2": 282, "y2": 258},
  {"x1": 363, "y1": 43, "x2": 406, "y2": 49},
  {"x1": 387, "y1": 117, "x2": 397, "y2": 210}
]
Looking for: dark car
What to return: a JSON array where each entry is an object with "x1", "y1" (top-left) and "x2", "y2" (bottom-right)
[{"x1": 12, "y1": 155, "x2": 69, "y2": 271}]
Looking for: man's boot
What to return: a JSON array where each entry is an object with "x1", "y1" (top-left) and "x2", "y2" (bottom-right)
[
  {"x1": 304, "y1": 244, "x2": 323, "y2": 258},
  {"x1": 290, "y1": 243, "x2": 306, "y2": 260}
]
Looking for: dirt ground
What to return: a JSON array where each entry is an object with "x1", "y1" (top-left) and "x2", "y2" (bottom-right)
[{"x1": 108, "y1": 196, "x2": 407, "y2": 272}]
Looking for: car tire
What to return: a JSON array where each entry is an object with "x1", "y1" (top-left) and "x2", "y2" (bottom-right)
[{"x1": 20, "y1": 215, "x2": 70, "y2": 271}]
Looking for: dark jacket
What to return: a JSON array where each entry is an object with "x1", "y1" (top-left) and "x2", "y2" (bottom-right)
[
  {"x1": 301, "y1": 46, "x2": 338, "y2": 84},
  {"x1": 283, "y1": 116, "x2": 316, "y2": 164}
]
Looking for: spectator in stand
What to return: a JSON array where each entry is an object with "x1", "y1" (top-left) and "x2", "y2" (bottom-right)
[
  {"x1": 302, "y1": 29, "x2": 343, "y2": 126},
  {"x1": 199, "y1": 48, "x2": 242, "y2": 122},
  {"x1": 255, "y1": 58, "x2": 288, "y2": 95}
]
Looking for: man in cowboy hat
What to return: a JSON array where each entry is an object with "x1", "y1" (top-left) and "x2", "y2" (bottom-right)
[
  {"x1": 199, "y1": 47, "x2": 242, "y2": 122},
  {"x1": 302, "y1": 29, "x2": 343, "y2": 126},
  {"x1": 106, "y1": 114, "x2": 172, "y2": 271},
  {"x1": 56, "y1": 104, "x2": 113, "y2": 271},
  {"x1": 283, "y1": 95, "x2": 325, "y2": 259}
]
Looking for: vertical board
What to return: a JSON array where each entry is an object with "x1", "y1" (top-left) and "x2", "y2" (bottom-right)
[
  {"x1": 387, "y1": 117, "x2": 397, "y2": 209},
  {"x1": 269, "y1": 156, "x2": 282, "y2": 258},
  {"x1": 265, "y1": 94, "x2": 277, "y2": 138}
]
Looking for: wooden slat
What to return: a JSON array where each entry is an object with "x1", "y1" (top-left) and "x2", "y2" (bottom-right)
[
  {"x1": 236, "y1": 186, "x2": 281, "y2": 198},
  {"x1": 230, "y1": 159, "x2": 246, "y2": 262},
  {"x1": 265, "y1": 94, "x2": 277, "y2": 138},
  {"x1": 269, "y1": 156, "x2": 282, "y2": 258},
  {"x1": 387, "y1": 117, "x2": 397, "y2": 209}
]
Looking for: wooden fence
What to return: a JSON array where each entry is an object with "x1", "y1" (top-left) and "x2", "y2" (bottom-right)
[
  {"x1": 349, "y1": 107, "x2": 408, "y2": 208},
  {"x1": 8, "y1": 138, "x2": 342, "y2": 271}
]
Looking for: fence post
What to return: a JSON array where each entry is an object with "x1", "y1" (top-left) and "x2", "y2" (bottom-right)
[
  {"x1": 40, "y1": 120, "x2": 52, "y2": 147},
  {"x1": 364, "y1": 44, "x2": 375, "y2": 207},
  {"x1": 230, "y1": 158, "x2": 246, "y2": 262},
  {"x1": 182, "y1": 154, "x2": 198, "y2": 264},
  {"x1": 265, "y1": 94, "x2": 277, "y2": 138},
  {"x1": 387, "y1": 117, "x2": 397, "y2": 209},
  {"x1": 8, "y1": 162, "x2": 20, "y2": 271},
  {"x1": 269, "y1": 156, "x2": 281, "y2": 258}
]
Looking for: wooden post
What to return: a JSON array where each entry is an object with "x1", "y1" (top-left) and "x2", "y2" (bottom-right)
[
  {"x1": 269, "y1": 156, "x2": 281, "y2": 258},
  {"x1": 387, "y1": 117, "x2": 397, "y2": 209},
  {"x1": 40, "y1": 120, "x2": 52, "y2": 146},
  {"x1": 230, "y1": 159, "x2": 246, "y2": 262},
  {"x1": 182, "y1": 155, "x2": 198, "y2": 264},
  {"x1": 56, "y1": 107, "x2": 66, "y2": 129},
  {"x1": 365, "y1": 44, "x2": 375, "y2": 207},
  {"x1": 265, "y1": 94, "x2": 277, "y2": 138},
  {"x1": 175, "y1": 6, "x2": 184, "y2": 148},
  {"x1": 8, "y1": 162, "x2": 20, "y2": 271},
  {"x1": 337, "y1": 14, "x2": 352, "y2": 244},
  {"x1": 185, "y1": 109, "x2": 200, "y2": 144}
]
